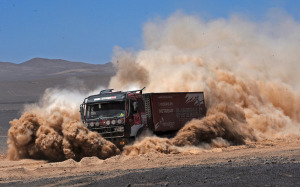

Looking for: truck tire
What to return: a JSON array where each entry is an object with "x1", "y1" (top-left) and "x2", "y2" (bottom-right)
[{"x1": 136, "y1": 127, "x2": 144, "y2": 138}]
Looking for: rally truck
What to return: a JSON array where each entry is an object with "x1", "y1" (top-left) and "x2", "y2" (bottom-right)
[{"x1": 80, "y1": 88, "x2": 206, "y2": 147}]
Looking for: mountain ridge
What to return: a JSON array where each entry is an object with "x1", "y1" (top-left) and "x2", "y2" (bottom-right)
[
  {"x1": 0, "y1": 57, "x2": 115, "y2": 81},
  {"x1": 0, "y1": 57, "x2": 108, "y2": 66},
  {"x1": 19, "y1": 57, "x2": 105, "y2": 67}
]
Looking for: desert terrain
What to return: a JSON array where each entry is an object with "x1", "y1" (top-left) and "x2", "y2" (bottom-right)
[
  {"x1": 0, "y1": 58, "x2": 299, "y2": 186},
  {"x1": 0, "y1": 136, "x2": 299, "y2": 186}
]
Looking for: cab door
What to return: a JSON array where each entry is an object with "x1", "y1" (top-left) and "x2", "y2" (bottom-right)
[{"x1": 130, "y1": 98, "x2": 144, "y2": 137}]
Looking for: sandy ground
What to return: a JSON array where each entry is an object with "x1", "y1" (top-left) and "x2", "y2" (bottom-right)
[{"x1": 0, "y1": 136, "x2": 299, "y2": 186}]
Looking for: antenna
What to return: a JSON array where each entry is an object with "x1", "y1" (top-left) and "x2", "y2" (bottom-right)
[
  {"x1": 127, "y1": 87, "x2": 146, "y2": 94},
  {"x1": 140, "y1": 87, "x2": 146, "y2": 93}
]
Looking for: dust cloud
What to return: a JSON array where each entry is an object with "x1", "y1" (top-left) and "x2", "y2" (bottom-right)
[
  {"x1": 7, "y1": 88, "x2": 120, "y2": 161},
  {"x1": 110, "y1": 11, "x2": 300, "y2": 154},
  {"x1": 7, "y1": 11, "x2": 300, "y2": 160}
]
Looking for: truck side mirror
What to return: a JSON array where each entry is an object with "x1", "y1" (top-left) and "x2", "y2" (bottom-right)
[
  {"x1": 133, "y1": 102, "x2": 138, "y2": 112},
  {"x1": 80, "y1": 104, "x2": 84, "y2": 121}
]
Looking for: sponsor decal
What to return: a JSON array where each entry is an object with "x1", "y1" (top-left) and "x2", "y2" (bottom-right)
[
  {"x1": 134, "y1": 114, "x2": 141, "y2": 125},
  {"x1": 94, "y1": 96, "x2": 117, "y2": 101},
  {"x1": 141, "y1": 114, "x2": 147, "y2": 124},
  {"x1": 159, "y1": 108, "x2": 174, "y2": 113},
  {"x1": 185, "y1": 93, "x2": 204, "y2": 105},
  {"x1": 158, "y1": 95, "x2": 173, "y2": 99},
  {"x1": 159, "y1": 102, "x2": 174, "y2": 107}
]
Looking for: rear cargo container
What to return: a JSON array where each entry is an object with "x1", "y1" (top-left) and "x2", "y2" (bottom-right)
[{"x1": 143, "y1": 92, "x2": 206, "y2": 132}]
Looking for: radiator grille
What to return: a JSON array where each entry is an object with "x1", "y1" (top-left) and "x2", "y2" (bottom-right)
[{"x1": 90, "y1": 126, "x2": 124, "y2": 138}]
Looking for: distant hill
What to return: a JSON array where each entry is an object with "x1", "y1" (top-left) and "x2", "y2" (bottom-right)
[
  {"x1": 0, "y1": 58, "x2": 116, "y2": 103},
  {"x1": 0, "y1": 57, "x2": 114, "y2": 81}
]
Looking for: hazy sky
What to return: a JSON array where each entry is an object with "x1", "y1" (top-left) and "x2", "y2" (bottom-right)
[{"x1": 1, "y1": 0, "x2": 299, "y2": 64}]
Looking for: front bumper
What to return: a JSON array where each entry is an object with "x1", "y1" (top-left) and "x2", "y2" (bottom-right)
[{"x1": 90, "y1": 125, "x2": 125, "y2": 138}]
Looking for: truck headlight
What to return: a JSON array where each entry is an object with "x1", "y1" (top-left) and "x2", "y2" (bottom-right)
[
  {"x1": 115, "y1": 126, "x2": 124, "y2": 132},
  {"x1": 120, "y1": 139, "x2": 126, "y2": 145},
  {"x1": 106, "y1": 120, "x2": 110, "y2": 125},
  {"x1": 90, "y1": 122, "x2": 94, "y2": 127},
  {"x1": 95, "y1": 122, "x2": 99, "y2": 127},
  {"x1": 111, "y1": 120, "x2": 116, "y2": 125},
  {"x1": 117, "y1": 119, "x2": 122, "y2": 124}
]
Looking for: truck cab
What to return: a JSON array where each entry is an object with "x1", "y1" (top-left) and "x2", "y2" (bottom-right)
[{"x1": 80, "y1": 88, "x2": 146, "y2": 147}]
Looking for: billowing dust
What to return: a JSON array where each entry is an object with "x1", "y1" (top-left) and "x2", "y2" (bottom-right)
[
  {"x1": 7, "y1": 11, "x2": 300, "y2": 160},
  {"x1": 7, "y1": 89, "x2": 120, "y2": 161},
  {"x1": 111, "y1": 12, "x2": 300, "y2": 155}
]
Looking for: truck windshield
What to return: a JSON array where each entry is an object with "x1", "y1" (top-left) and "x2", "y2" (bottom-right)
[{"x1": 86, "y1": 101, "x2": 125, "y2": 119}]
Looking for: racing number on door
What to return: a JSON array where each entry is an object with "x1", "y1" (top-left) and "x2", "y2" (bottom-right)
[{"x1": 134, "y1": 114, "x2": 141, "y2": 124}]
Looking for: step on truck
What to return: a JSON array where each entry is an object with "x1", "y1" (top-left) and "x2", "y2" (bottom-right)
[{"x1": 80, "y1": 88, "x2": 207, "y2": 147}]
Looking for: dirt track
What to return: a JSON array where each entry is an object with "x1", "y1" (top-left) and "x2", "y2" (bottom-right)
[{"x1": 0, "y1": 136, "x2": 299, "y2": 186}]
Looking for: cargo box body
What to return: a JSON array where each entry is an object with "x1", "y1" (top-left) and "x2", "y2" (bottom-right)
[{"x1": 143, "y1": 92, "x2": 206, "y2": 132}]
